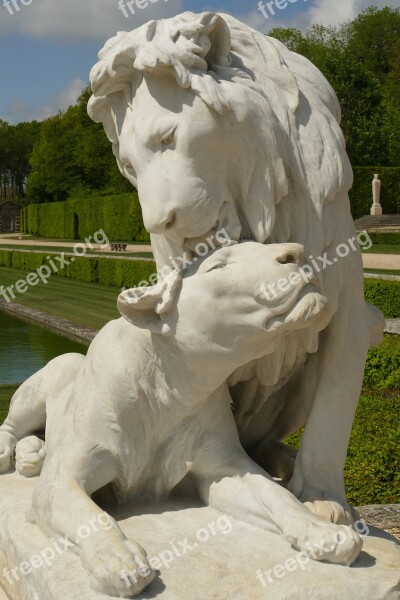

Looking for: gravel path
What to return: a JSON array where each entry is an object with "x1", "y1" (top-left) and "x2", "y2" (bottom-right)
[
  {"x1": 362, "y1": 253, "x2": 400, "y2": 270},
  {"x1": 0, "y1": 235, "x2": 151, "y2": 254}
]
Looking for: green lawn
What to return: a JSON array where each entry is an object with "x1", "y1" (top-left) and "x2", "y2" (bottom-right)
[
  {"x1": 0, "y1": 385, "x2": 16, "y2": 424},
  {"x1": 363, "y1": 244, "x2": 400, "y2": 254},
  {"x1": 0, "y1": 266, "x2": 118, "y2": 330}
]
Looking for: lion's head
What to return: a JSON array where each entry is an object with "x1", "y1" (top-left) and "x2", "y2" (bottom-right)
[{"x1": 89, "y1": 11, "x2": 356, "y2": 299}]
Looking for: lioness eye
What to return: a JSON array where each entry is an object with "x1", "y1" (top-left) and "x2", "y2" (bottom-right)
[
  {"x1": 161, "y1": 129, "x2": 175, "y2": 147},
  {"x1": 206, "y1": 263, "x2": 225, "y2": 273}
]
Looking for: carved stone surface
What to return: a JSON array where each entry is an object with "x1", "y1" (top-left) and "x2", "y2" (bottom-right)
[
  {"x1": 0, "y1": 475, "x2": 399, "y2": 600},
  {"x1": 0, "y1": 10, "x2": 394, "y2": 599}
]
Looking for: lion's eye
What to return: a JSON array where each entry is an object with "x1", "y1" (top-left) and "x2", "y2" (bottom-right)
[{"x1": 161, "y1": 129, "x2": 176, "y2": 147}]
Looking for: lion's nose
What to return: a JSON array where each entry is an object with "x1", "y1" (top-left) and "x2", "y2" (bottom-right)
[
  {"x1": 145, "y1": 210, "x2": 177, "y2": 234},
  {"x1": 276, "y1": 244, "x2": 304, "y2": 266}
]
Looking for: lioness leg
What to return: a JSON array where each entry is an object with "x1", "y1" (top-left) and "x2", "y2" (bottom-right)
[
  {"x1": 30, "y1": 446, "x2": 155, "y2": 598},
  {"x1": 192, "y1": 401, "x2": 362, "y2": 566},
  {"x1": 288, "y1": 295, "x2": 378, "y2": 524},
  {"x1": 0, "y1": 353, "x2": 84, "y2": 473}
]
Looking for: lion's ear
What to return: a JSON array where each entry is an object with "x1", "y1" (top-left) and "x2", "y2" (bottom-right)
[
  {"x1": 178, "y1": 12, "x2": 231, "y2": 68},
  {"x1": 117, "y1": 271, "x2": 181, "y2": 335}
]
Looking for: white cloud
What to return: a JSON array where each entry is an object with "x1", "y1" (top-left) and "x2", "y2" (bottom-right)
[
  {"x1": 305, "y1": 0, "x2": 393, "y2": 27},
  {"x1": 0, "y1": 0, "x2": 184, "y2": 41},
  {"x1": 2, "y1": 78, "x2": 87, "y2": 123},
  {"x1": 240, "y1": 0, "x2": 395, "y2": 33}
]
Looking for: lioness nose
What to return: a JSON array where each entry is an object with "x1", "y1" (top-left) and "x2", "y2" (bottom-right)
[{"x1": 276, "y1": 244, "x2": 304, "y2": 266}]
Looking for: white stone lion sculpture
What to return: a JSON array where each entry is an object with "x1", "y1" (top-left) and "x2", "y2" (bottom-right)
[
  {"x1": 0, "y1": 242, "x2": 362, "y2": 597},
  {"x1": 87, "y1": 11, "x2": 384, "y2": 526}
]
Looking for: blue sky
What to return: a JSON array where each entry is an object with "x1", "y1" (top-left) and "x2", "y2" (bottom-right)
[{"x1": 0, "y1": 0, "x2": 397, "y2": 123}]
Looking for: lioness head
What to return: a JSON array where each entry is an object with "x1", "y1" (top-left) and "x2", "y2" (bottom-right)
[{"x1": 118, "y1": 242, "x2": 328, "y2": 366}]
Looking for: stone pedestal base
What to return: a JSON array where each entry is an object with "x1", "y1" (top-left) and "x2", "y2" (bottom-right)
[
  {"x1": 0, "y1": 474, "x2": 399, "y2": 600},
  {"x1": 370, "y1": 204, "x2": 383, "y2": 216}
]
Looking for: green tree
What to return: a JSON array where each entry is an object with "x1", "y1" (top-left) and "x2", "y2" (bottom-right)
[
  {"x1": 27, "y1": 87, "x2": 131, "y2": 203},
  {"x1": 269, "y1": 7, "x2": 400, "y2": 167},
  {"x1": 0, "y1": 119, "x2": 40, "y2": 201}
]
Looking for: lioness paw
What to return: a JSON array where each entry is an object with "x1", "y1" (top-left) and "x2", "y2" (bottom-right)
[
  {"x1": 0, "y1": 430, "x2": 17, "y2": 474},
  {"x1": 82, "y1": 536, "x2": 155, "y2": 598},
  {"x1": 15, "y1": 436, "x2": 46, "y2": 478}
]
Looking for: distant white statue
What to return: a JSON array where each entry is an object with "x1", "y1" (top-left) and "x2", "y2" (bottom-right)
[{"x1": 371, "y1": 173, "x2": 383, "y2": 215}]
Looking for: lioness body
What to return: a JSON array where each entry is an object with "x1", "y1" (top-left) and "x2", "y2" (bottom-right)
[{"x1": 0, "y1": 243, "x2": 362, "y2": 597}]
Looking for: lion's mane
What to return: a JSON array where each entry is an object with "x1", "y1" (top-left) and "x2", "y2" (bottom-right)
[
  {"x1": 88, "y1": 12, "x2": 362, "y2": 433},
  {"x1": 88, "y1": 11, "x2": 354, "y2": 259}
]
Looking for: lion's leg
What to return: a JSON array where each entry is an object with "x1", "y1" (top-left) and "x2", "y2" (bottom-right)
[
  {"x1": 192, "y1": 401, "x2": 362, "y2": 566},
  {"x1": 0, "y1": 353, "x2": 84, "y2": 474},
  {"x1": 249, "y1": 440, "x2": 298, "y2": 483},
  {"x1": 30, "y1": 443, "x2": 155, "y2": 598},
  {"x1": 288, "y1": 294, "x2": 375, "y2": 525}
]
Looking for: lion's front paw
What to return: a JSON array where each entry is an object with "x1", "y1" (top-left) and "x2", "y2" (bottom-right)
[
  {"x1": 81, "y1": 535, "x2": 155, "y2": 598},
  {"x1": 288, "y1": 519, "x2": 362, "y2": 566},
  {"x1": 288, "y1": 474, "x2": 356, "y2": 525},
  {"x1": 15, "y1": 436, "x2": 46, "y2": 478},
  {"x1": 0, "y1": 430, "x2": 17, "y2": 474},
  {"x1": 303, "y1": 497, "x2": 358, "y2": 526}
]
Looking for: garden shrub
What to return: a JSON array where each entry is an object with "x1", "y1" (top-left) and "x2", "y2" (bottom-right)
[
  {"x1": 364, "y1": 333, "x2": 400, "y2": 389},
  {"x1": 285, "y1": 389, "x2": 400, "y2": 505},
  {"x1": 364, "y1": 279, "x2": 400, "y2": 319}
]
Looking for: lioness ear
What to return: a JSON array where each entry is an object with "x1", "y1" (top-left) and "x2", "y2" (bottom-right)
[{"x1": 117, "y1": 270, "x2": 181, "y2": 335}]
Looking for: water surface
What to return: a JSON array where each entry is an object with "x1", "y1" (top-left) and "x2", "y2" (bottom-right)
[{"x1": 0, "y1": 309, "x2": 87, "y2": 384}]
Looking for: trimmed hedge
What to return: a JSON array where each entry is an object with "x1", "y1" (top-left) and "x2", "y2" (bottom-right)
[
  {"x1": 0, "y1": 250, "x2": 156, "y2": 289},
  {"x1": 22, "y1": 192, "x2": 150, "y2": 242},
  {"x1": 368, "y1": 232, "x2": 400, "y2": 245},
  {"x1": 350, "y1": 167, "x2": 400, "y2": 219},
  {"x1": 364, "y1": 279, "x2": 400, "y2": 319}
]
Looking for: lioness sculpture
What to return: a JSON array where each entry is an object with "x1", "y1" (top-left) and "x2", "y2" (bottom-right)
[
  {"x1": 88, "y1": 11, "x2": 384, "y2": 527},
  {"x1": 0, "y1": 243, "x2": 362, "y2": 597}
]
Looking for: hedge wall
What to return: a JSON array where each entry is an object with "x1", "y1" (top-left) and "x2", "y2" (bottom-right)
[
  {"x1": 0, "y1": 250, "x2": 156, "y2": 289},
  {"x1": 367, "y1": 232, "x2": 400, "y2": 245},
  {"x1": 22, "y1": 192, "x2": 150, "y2": 242},
  {"x1": 350, "y1": 167, "x2": 400, "y2": 219},
  {"x1": 364, "y1": 279, "x2": 400, "y2": 319}
]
